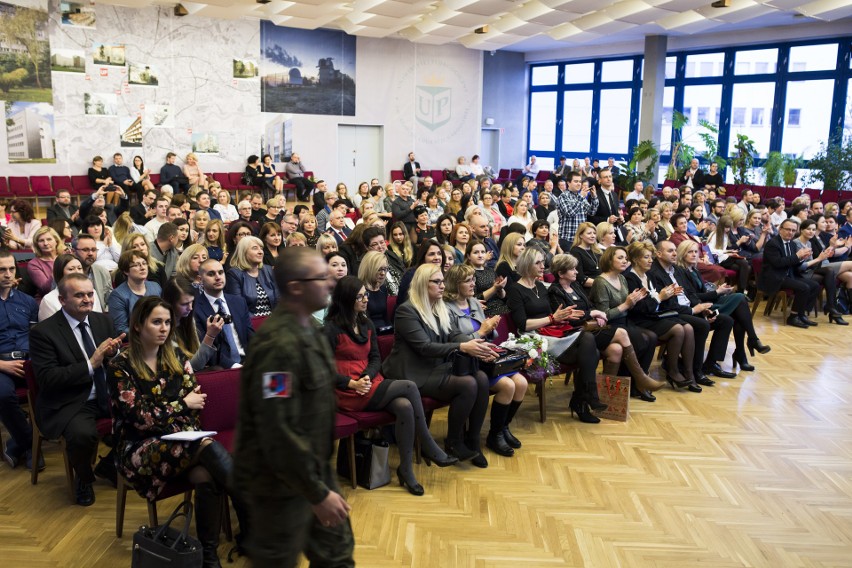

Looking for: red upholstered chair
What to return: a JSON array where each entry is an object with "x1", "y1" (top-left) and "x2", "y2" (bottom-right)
[
  {"x1": 497, "y1": 169, "x2": 510, "y2": 183},
  {"x1": 390, "y1": 170, "x2": 404, "y2": 182},
  {"x1": 0, "y1": 177, "x2": 11, "y2": 198},
  {"x1": 764, "y1": 186, "x2": 784, "y2": 200},
  {"x1": 213, "y1": 172, "x2": 234, "y2": 190},
  {"x1": 250, "y1": 315, "x2": 267, "y2": 331},
  {"x1": 196, "y1": 368, "x2": 241, "y2": 453},
  {"x1": 228, "y1": 172, "x2": 250, "y2": 191},
  {"x1": 25, "y1": 362, "x2": 111, "y2": 499},
  {"x1": 803, "y1": 188, "x2": 821, "y2": 201},
  {"x1": 783, "y1": 187, "x2": 802, "y2": 205},
  {"x1": 71, "y1": 175, "x2": 94, "y2": 196},
  {"x1": 430, "y1": 170, "x2": 444, "y2": 185},
  {"x1": 50, "y1": 176, "x2": 73, "y2": 193},
  {"x1": 8, "y1": 176, "x2": 31, "y2": 196},
  {"x1": 335, "y1": 413, "x2": 359, "y2": 489},
  {"x1": 536, "y1": 170, "x2": 550, "y2": 183},
  {"x1": 30, "y1": 176, "x2": 52, "y2": 196},
  {"x1": 149, "y1": 173, "x2": 161, "y2": 187},
  {"x1": 749, "y1": 256, "x2": 792, "y2": 319}
]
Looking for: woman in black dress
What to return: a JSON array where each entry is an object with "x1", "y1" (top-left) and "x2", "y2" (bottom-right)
[
  {"x1": 506, "y1": 248, "x2": 604, "y2": 423},
  {"x1": 570, "y1": 221, "x2": 602, "y2": 289},
  {"x1": 494, "y1": 232, "x2": 526, "y2": 289},
  {"x1": 465, "y1": 240, "x2": 508, "y2": 316},
  {"x1": 108, "y1": 297, "x2": 248, "y2": 566}
]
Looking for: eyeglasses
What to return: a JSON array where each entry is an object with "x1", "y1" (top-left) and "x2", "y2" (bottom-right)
[
  {"x1": 356, "y1": 293, "x2": 370, "y2": 302},
  {"x1": 236, "y1": 232, "x2": 252, "y2": 238},
  {"x1": 429, "y1": 279, "x2": 445, "y2": 286},
  {"x1": 129, "y1": 263, "x2": 148, "y2": 270},
  {"x1": 292, "y1": 275, "x2": 330, "y2": 282}
]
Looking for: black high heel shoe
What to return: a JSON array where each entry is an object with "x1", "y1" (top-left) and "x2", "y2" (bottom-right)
[
  {"x1": 631, "y1": 389, "x2": 656, "y2": 402},
  {"x1": 829, "y1": 311, "x2": 849, "y2": 326},
  {"x1": 421, "y1": 452, "x2": 459, "y2": 468},
  {"x1": 444, "y1": 440, "x2": 478, "y2": 462},
  {"x1": 589, "y1": 399, "x2": 608, "y2": 412},
  {"x1": 666, "y1": 374, "x2": 702, "y2": 392},
  {"x1": 396, "y1": 467, "x2": 424, "y2": 496},
  {"x1": 746, "y1": 338, "x2": 771, "y2": 356},
  {"x1": 568, "y1": 399, "x2": 600, "y2": 423},
  {"x1": 732, "y1": 350, "x2": 755, "y2": 372}
]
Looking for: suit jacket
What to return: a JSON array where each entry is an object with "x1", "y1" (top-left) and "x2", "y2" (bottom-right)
[
  {"x1": 381, "y1": 302, "x2": 461, "y2": 389},
  {"x1": 46, "y1": 203, "x2": 78, "y2": 222},
  {"x1": 759, "y1": 235, "x2": 803, "y2": 295},
  {"x1": 88, "y1": 264, "x2": 113, "y2": 308},
  {"x1": 129, "y1": 203, "x2": 150, "y2": 226},
  {"x1": 29, "y1": 310, "x2": 118, "y2": 439},
  {"x1": 589, "y1": 188, "x2": 620, "y2": 226},
  {"x1": 403, "y1": 161, "x2": 421, "y2": 180},
  {"x1": 224, "y1": 266, "x2": 279, "y2": 314},
  {"x1": 327, "y1": 226, "x2": 351, "y2": 246},
  {"x1": 192, "y1": 291, "x2": 254, "y2": 369},
  {"x1": 647, "y1": 261, "x2": 694, "y2": 316},
  {"x1": 679, "y1": 167, "x2": 704, "y2": 187}
]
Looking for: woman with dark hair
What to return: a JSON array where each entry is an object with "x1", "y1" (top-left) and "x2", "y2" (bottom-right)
[
  {"x1": 669, "y1": 214, "x2": 728, "y2": 283},
  {"x1": 5, "y1": 199, "x2": 40, "y2": 249},
  {"x1": 173, "y1": 217, "x2": 192, "y2": 253},
  {"x1": 409, "y1": 206, "x2": 435, "y2": 246},
  {"x1": 387, "y1": 221, "x2": 413, "y2": 272},
  {"x1": 87, "y1": 155, "x2": 120, "y2": 204},
  {"x1": 450, "y1": 222, "x2": 471, "y2": 265},
  {"x1": 162, "y1": 276, "x2": 223, "y2": 372},
  {"x1": 313, "y1": 251, "x2": 348, "y2": 325},
  {"x1": 48, "y1": 218, "x2": 73, "y2": 242},
  {"x1": 394, "y1": 239, "x2": 446, "y2": 308},
  {"x1": 526, "y1": 219, "x2": 560, "y2": 269},
  {"x1": 130, "y1": 156, "x2": 156, "y2": 193},
  {"x1": 244, "y1": 154, "x2": 263, "y2": 191},
  {"x1": 456, "y1": 193, "x2": 474, "y2": 223},
  {"x1": 108, "y1": 297, "x2": 248, "y2": 565},
  {"x1": 260, "y1": 153, "x2": 284, "y2": 196},
  {"x1": 338, "y1": 223, "x2": 370, "y2": 276},
  {"x1": 325, "y1": 276, "x2": 456, "y2": 495},
  {"x1": 81, "y1": 214, "x2": 122, "y2": 271},
  {"x1": 259, "y1": 222, "x2": 283, "y2": 266},
  {"x1": 434, "y1": 213, "x2": 455, "y2": 246},
  {"x1": 465, "y1": 239, "x2": 509, "y2": 316},
  {"x1": 107, "y1": 249, "x2": 163, "y2": 334},
  {"x1": 38, "y1": 254, "x2": 103, "y2": 321},
  {"x1": 223, "y1": 220, "x2": 254, "y2": 268},
  {"x1": 709, "y1": 213, "x2": 751, "y2": 294},
  {"x1": 792, "y1": 218, "x2": 848, "y2": 325}
]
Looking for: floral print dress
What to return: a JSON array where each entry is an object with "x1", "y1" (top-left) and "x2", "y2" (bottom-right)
[{"x1": 108, "y1": 352, "x2": 200, "y2": 500}]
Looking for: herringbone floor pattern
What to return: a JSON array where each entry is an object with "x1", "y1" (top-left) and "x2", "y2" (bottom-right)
[{"x1": 2, "y1": 315, "x2": 851, "y2": 567}]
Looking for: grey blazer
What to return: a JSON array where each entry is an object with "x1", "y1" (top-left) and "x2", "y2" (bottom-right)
[
  {"x1": 447, "y1": 298, "x2": 495, "y2": 341},
  {"x1": 381, "y1": 302, "x2": 460, "y2": 389}
]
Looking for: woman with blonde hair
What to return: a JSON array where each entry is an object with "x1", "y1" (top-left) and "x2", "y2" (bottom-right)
[
  {"x1": 214, "y1": 189, "x2": 238, "y2": 224},
  {"x1": 299, "y1": 214, "x2": 320, "y2": 248},
  {"x1": 199, "y1": 218, "x2": 226, "y2": 262},
  {"x1": 446, "y1": 264, "x2": 527, "y2": 456},
  {"x1": 570, "y1": 221, "x2": 602, "y2": 289},
  {"x1": 495, "y1": 232, "x2": 526, "y2": 288},
  {"x1": 506, "y1": 199, "x2": 535, "y2": 238},
  {"x1": 121, "y1": 233, "x2": 162, "y2": 276},
  {"x1": 658, "y1": 201, "x2": 675, "y2": 237},
  {"x1": 596, "y1": 222, "x2": 617, "y2": 250},
  {"x1": 383, "y1": 263, "x2": 498, "y2": 466},
  {"x1": 709, "y1": 214, "x2": 751, "y2": 294},
  {"x1": 225, "y1": 236, "x2": 277, "y2": 317},
  {"x1": 315, "y1": 232, "x2": 337, "y2": 255},
  {"x1": 29, "y1": 227, "x2": 66, "y2": 299},
  {"x1": 183, "y1": 152, "x2": 208, "y2": 189},
  {"x1": 175, "y1": 243, "x2": 208, "y2": 284},
  {"x1": 644, "y1": 207, "x2": 667, "y2": 244},
  {"x1": 357, "y1": 250, "x2": 392, "y2": 327},
  {"x1": 191, "y1": 209, "x2": 209, "y2": 243},
  {"x1": 112, "y1": 212, "x2": 136, "y2": 245}
]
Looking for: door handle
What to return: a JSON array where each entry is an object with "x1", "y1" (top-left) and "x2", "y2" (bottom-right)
[{"x1": 352, "y1": 159, "x2": 355, "y2": 166}]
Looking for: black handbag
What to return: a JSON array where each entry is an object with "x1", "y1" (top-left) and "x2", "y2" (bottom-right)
[
  {"x1": 131, "y1": 500, "x2": 203, "y2": 568},
  {"x1": 449, "y1": 350, "x2": 479, "y2": 376},
  {"x1": 336, "y1": 432, "x2": 391, "y2": 489},
  {"x1": 479, "y1": 347, "x2": 528, "y2": 377}
]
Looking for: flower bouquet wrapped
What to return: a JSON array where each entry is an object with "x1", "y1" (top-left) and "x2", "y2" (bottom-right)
[{"x1": 500, "y1": 333, "x2": 561, "y2": 384}]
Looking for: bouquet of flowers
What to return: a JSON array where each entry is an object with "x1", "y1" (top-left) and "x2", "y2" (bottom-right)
[{"x1": 500, "y1": 333, "x2": 561, "y2": 383}]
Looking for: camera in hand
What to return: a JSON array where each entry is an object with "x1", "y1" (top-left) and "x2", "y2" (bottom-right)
[{"x1": 215, "y1": 310, "x2": 233, "y2": 325}]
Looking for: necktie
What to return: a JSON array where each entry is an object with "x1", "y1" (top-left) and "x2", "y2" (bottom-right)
[
  {"x1": 78, "y1": 321, "x2": 110, "y2": 415},
  {"x1": 609, "y1": 192, "x2": 617, "y2": 216},
  {"x1": 215, "y1": 298, "x2": 240, "y2": 365},
  {"x1": 784, "y1": 241, "x2": 794, "y2": 277}
]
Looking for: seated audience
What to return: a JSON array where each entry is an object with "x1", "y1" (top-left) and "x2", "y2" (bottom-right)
[
  {"x1": 201, "y1": 219, "x2": 227, "y2": 262},
  {"x1": 284, "y1": 152, "x2": 314, "y2": 201},
  {"x1": 5, "y1": 199, "x2": 40, "y2": 250},
  {"x1": 507, "y1": 248, "x2": 605, "y2": 423},
  {"x1": 395, "y1": 240, "x2": 446, "y2": 309},
  {"x1": 183, "y1": 152, "x2": 208, "y2": 190},
  {"x1": 259, "y1": 222, "x2": 283, "y2": 265},
  {"x1": 325, "y1": 276, "x2": 456, "y2": 495},
  {"x1": 163, "y1": 276, "x2": 221, "y2": 371},
  {"x1": 39, "y1": 254, "x2": 103, "y2": 321},
  {"x1": 445, "y1": 264, "x2": 527, "y2": 457},
  {"x1": 434, "y1": 213, "x2": 455, "y2": 246},
  {"x1": 260, "y1": 154, "x2": 284, "y2": 195},
  {"x1": 149, "y1": 222, "x2": 180, "y2": 281},
  {"x1": 225, "y1": 237, "x2": 278, "y2": 317},
  {"x1": 570, "y1": 221, "x2": 602, "y2": 289},
  {"x1": 527, "y1": 219, "x2": 560, "y2": 269},
  {"x1": 107, "y1": 250, "x2": 163, "y2": 334},
  {"x1": 495, "y1": 232, "x2": 526, "y2": 289},
  {"x1": 193, "y1": 259, "x2": 253, "y2": 368},
  {"x1": 465, "y1": 240, "x2": 508, "y2": 316},
  {"x1": 175, "y1": 243, "x2": 208, "y2": 285},
  {"x1": 29, "y1": 227, "x2": 65, "y2": 300},
  {"x1": 30, "y1": 274, "x2": 124, "y2": 506},
  {"x1": 709, "y1": 214, "x2": 751, "y2": 294},
  {"x1": 339, "y1": 224, "x2": 370, "y2": 276},
  {"x1": 357, "y1": 251, "x2": 391, "y2": 327},
  {"x1": 73, "y1": 234, "x2": 113, "y2": 309},
  {"x1": 792, "y1": 219, "x2": 847, "y2": 325},
  {"x1": 81, "y1": 215, "x2": 121, "y2": 272},
  {"x1": 383, "y1": 263, "x2": 497, "y2": 466},
  {"x1": 107, "y1": 297, "x2": 247, "y2": 564},
  {"x1": 669, "y1": 214, "x2": 728, "y2": 283},
  {"x1": 214, "y1": 189, "x2": 238, "y2": 224},
  {"x1": 316, "y1": 233, "x2": 337, "y2": 256},
  {"x1": 47, "y1": 189, "x2": 79, "y2": 225}
]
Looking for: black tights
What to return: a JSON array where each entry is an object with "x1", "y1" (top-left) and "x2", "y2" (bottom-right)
[
  {"x1": 811, "y1": 269, "x2": 839, "y2": 311},
  {"x1": 557, "y1": 332, "x2": 599, "y2": 403},
  {"x1": 722, "y1": 257, "x2": 751, "y2": 293},
  {"x1": 368, "y1": 380, "x2": 446, "y2": 485},
  {"x1": 420, "y1": 372, "x2": 489, "y2": 451},
  {"x1": 729, "y1": 295, "x2": 758, "y2": 353}
]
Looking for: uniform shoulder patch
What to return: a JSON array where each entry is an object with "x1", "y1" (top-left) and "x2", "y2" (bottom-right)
[{"x1": 262, "y1": 372, "x2": 292, "y2": 399}]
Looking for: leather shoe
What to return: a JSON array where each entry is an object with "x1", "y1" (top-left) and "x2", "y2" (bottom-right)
[
  {"x1": 786, "y1": 315, "x2": 809, "y2": 328},
  {"x1": 702, "y1": 363, "x2": 736, "y2": 379},
  {"x1": 631, "y1": 390, "x2": 656, "y2": 402},
  {"x1": 75, "y1": 479, "x2": 95, "y2": 507},
  {"x1": 470, "y1": 453, "x2": 488, "y2": 468},
  {"x1": 800, "y1": 315, "x2": 818, "y2": 327},
  {"x1": 25, "y1": 450, "x2": 45, "y2": 472},
  {"x1": 3, "y1": 446, "x2": 19, "y2": 469},
  {"x1": 686, "y1": 383, "x2": 703, "y2": 393},
  {"x1": 695, "y1": 374, "x2": 716, "y2": 387}
]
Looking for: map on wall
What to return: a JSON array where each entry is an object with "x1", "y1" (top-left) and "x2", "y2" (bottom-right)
[{"x1": 260, "y1": 22, "x2": 355, "y2": 116}]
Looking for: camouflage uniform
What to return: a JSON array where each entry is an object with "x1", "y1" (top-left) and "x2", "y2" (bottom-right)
[{"x1": 234, "y1": 308, "x2": 355, "y2": 567}]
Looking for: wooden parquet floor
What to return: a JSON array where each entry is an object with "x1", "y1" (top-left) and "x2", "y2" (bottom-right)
[{"x1": 3, "y1": 313, "x2": 852, "y2": 567}]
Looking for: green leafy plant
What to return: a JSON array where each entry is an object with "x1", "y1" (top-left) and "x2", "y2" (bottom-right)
[
  {"x1": 666, "y1": 111, "x2": 694, "y2": 180},
  {"x1": 696, "y1": 119, "x2": 726, "y2": 170},
  {"x1": 616, "y1": 139, "x2": 659, "y2": 190},
  {"x1": 782, "y1": 154, "x2": 802, "y2": 188},
  {"x1": 729, "y1": 133, "x2": 757, "y2": 185},
  {"x1": 805, "y1": 132, "x2": 852, "y2": 191},
  {"x1": 763, "y1": 151, "x2": 784, "y2": 187}
]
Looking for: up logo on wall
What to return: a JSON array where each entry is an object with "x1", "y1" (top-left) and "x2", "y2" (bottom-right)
[{"x1": 415, "y1": 84, "x2": 452, "y2": 131}]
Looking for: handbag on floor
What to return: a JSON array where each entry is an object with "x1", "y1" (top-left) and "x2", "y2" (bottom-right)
[
  {"x1": 594, "y1": 374, "x2": 630, "y2": 422},
  {"x1": 337, "y1": 432, "x2": 391, "y2": 490},
  {"x1": 131, "y1": 500, "x2": 203, "y2": 568}
]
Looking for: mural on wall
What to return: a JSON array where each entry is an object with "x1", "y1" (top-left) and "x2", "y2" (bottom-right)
[
  {"x1": 50, "y1": 47, "x2": 85, "y2": 73},
  {"x1": 260, "y1": 22, "x2": 355, "y2": 116},
  {"x1": 60, "y1": 1, "x2": 94, "y2": 28},
  {"x1": 2, "y1": 0, "x2": 55, "y2": 163},
  {"x1": 233, "y1": 58, "x2": 257, "y2": 79}
]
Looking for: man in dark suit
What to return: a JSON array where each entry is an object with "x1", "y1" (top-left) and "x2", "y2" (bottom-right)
[
  {"x1": 130, "y1": 188, "x2": 157, "y2": 226},
  {"x1": 193, "y1": 259, "x2": 254, "y2": 369},
  {"x1": 649, "y1": 241, "x2": 734, "y2": 387},
  {"x1": 470, "y1": 212, "x2": 500, "y2": 269},
  {"x1": 550, "y1": 156, "x2": 571, "y2": 184},
  {"x1": 403, "y1": 152, "x2": 422, "y2": 186},
  {"x1": 46, "y1": 189, "x2": 79, "y2": 225},
  {"x1": 589, "y1": 168, "x2": 623, "y2": 226},
  {"x1": 29, "y1": 274, "x2": 124, "y2": 506},
  {"x1": 759, "y1": 219, "x2": 821, "y2": 328},
  {"x1": 326, "y1": 209, "x2": 352, "y2": 246}
]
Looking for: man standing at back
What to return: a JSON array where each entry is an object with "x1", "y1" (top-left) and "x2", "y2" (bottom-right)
[
  {"x1": 556, "y1": 171, "x2": 598, "y2": 250},
  {"x1": 235, "y1": 248, "x2": 354, "y2": 567}
]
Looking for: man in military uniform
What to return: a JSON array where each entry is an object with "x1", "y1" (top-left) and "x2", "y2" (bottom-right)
[{"x1": 234, "y1": 247, "x2": 354, "y2": 567}]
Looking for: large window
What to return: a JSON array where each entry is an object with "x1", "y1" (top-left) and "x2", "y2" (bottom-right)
[
  {"x1": 729, "y1": 82, "x2": 774, "y2": 158},
  {"x1": 683, "y1": 84, "x2": 722, "y2": 154},
  {"x1": 528, "y1": 92, "x2": 557, "y2": 151},
  {"x1": 598, "y1": 89, "x2": 632, "y2": 154},
  {"x1": 562, "y1": 91, "x2": 593, "y2": 153},
  {"x1": 782, "y1": 79, "x2": 834, "y2": 158},
  {"x1": 531, "y1": 65, "x2": 558, "y2": 86}
]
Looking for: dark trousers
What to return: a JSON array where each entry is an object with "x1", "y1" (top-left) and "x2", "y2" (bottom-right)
[
  {"x1": 62, "y1": 399, "x2": 105, "y2": 484},
  {"x1": 248, "y1": 492, "x2": 355, "y2": 568},
  {"x1": 0, "y1": 371, "x2": 31, "y2": 456},
  {"x1": 557, "y1": 331, "x2": 600, "y2": 403},
  {"x1": 678, "y1": 314, "x2": 711, "y2": 373},
  {"x1": 779, "y1": 276, "x2": 820, "y2": 315},
  {"x1": 291, "y1": 177, "x2": 315, "y2": 201}
]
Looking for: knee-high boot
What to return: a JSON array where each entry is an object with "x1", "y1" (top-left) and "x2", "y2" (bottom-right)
[
  {"x1": 623, "y1": 345, "x2": 665, "y2": 392},
  {"x1": 503, "y1": 400, "x2": 523, "y2": 449},
  {"x1": 486, "y1": 402, "x2": 513, "y2": 457},
  {"x1": 198, "y1": 442, "x2": 250, "y2": 556},
  {"x1": 195, "y1": 482, "x2": 223, "y2": 568}
]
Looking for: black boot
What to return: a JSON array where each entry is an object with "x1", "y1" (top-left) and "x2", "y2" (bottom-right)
[
  {"x1": 195, "y1": 482, "x2": 223, "y2": 568},
  {"x1": 486, "y1": 402, "x2": 514, "y2": 457},
  {"x1": 503, "y1": 400, "x2": 522, "y2": 449},
  {"x1": 198, "y1": 442, "x2": 250, "y2": 558}
]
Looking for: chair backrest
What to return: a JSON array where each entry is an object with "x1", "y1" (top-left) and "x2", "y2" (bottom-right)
[
  {"x1": 390, "y1": 170, "x2": 404, "y2": 182},
  {"x1": 196, "y1": 368, "x2": 240, "y2": 433},
  {"x1": 750, "y1": 255, "x2": 763, "y2": 279},
  {"x1": 149, "y1": 173, "x2": 161, "y2": 186},
  {"x1": 385, "y1": 295, "x2": 397, "y2": 323},
  {"x1": 250, "y1": 315, "x2": 267, "y2": 330},
  {"x1": 8, "y1": 176, "x2": 31, "y2": 194},
  {"x1": 24, "y1": 360, "x2": 38, "y2": 407},
  {"x1": 228, "y1": 172, "x2": 244, "y2": 187},
  {"x1": 498, "y1": 169, "x2": 510, "y2": 179},
  {"x1": 71, "y1": 175, "x2": 94, "y2": 192},
  {"x1": 30, "y1": 176, "x2": 52, "y2": 194},
  {"x1": 535, "y1": 170, "x2": 550, "y2": 182},
  {"x1": 510, "y1": 169, "x2": 523, "y2": 179},
  {"x1": 430, "y1": 170, "x2": 444, "y2": 184},
  {"x1": 50, "y1": 176, "x2": 73, "y2": 192}
]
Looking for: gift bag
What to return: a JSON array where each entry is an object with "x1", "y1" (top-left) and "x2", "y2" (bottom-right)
[
  {"x1": 132, "y1": 500, "x2": 203, "y2": 568},
  {"x1": 337, "y1": 432, "x2": 391, "y2": 489},
  {"x1": 594, "y1": 375, "x2": 630, "y2": 422}
]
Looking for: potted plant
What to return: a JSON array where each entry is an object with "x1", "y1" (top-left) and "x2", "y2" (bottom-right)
[
  {"x1": 763, "y1": 151, "x2": 784, "y2": 187},
  {"x1": 665, "y1": 111, "x2": 694, "y2": 181},
  {"x1": 729, "y1": 133, "x2": 757, "y2": 185},
  {"x1": 805, "y1": 132, "x2": 852, "y2": 191},
  {"x1": 782, "y1": 154, "x2": 801, "y2": 188},
  {"x1": 616, "y1": 139, "x2": 659, "y2": 191}
]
